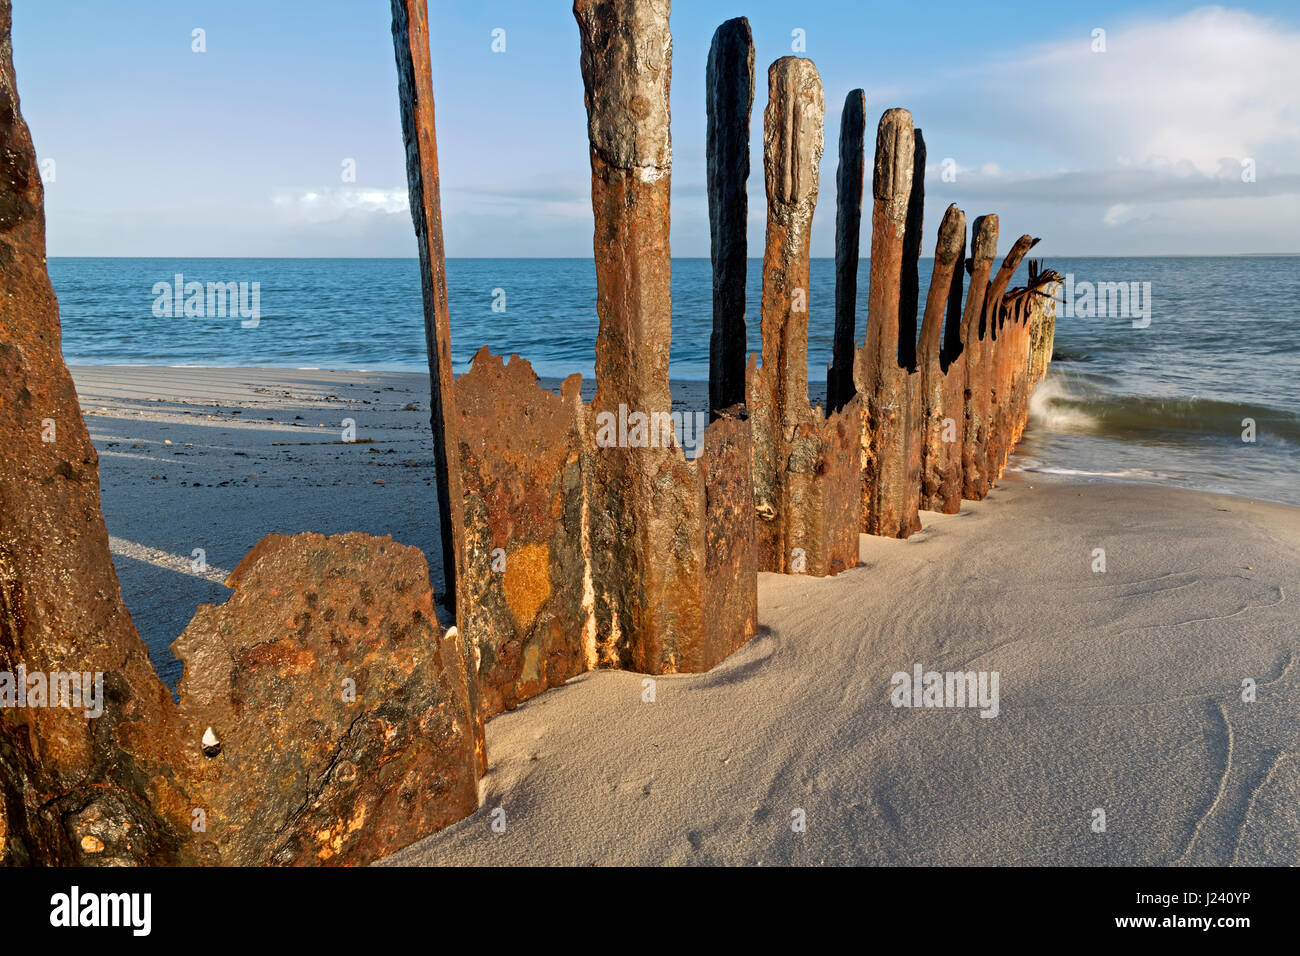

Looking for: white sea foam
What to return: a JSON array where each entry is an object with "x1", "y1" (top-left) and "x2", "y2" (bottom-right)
[
  {"x1": 1021, "y1": 465, "x2": 1166, "y2": 480},
  {"x1": 1028, "y1": 377, "x2": 1098, "y2": 432}
]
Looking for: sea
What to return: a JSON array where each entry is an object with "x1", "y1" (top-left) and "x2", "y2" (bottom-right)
[{"x1": 49, "y1": 256, "x2": 1299, "y2": 508}]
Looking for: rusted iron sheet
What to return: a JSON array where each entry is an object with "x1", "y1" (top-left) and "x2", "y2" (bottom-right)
[
  {"x1": 918, "y1": 204, "x2": 967, "y2": 513},
  {"x1": 960, "y1": 214, "x2": 999, "y2": 500},
  {"x1": 856, "y1": 108, "x2": 922, "y2": 538},
  {"x1": 455, "y1": 348, "x2": 591, "y2": 716},
  {"x1": 707, "y1": 17, "x2": 754, "y2": 419},
  {"x1": 828, "y1": 89, "x2": 866, "y2": 414},
  {"x1": 171, "y1": 533, "x2": 482, "y2": 865}
]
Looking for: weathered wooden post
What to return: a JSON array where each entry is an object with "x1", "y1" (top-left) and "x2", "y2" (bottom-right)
[
  {"x1": 828, "y1": 89, "x2": 866, "y2": 414},
  {"x1": 918, "y1": 203, "x2": 967, "y2": 513},
  {"x1": 753, "y1": 56, "x2": 816, "y2": 570},
  {"x1": 856, "y1": 108, "x2": 922, "y2": 537},
  {"x1": 707, "y1": 17, "x2": 754, "y2": 420},
  {"x1": 746, "y1": 57, "x2": 860, "y2": 575},
  {"x1": 981, "y1": 233, "x2": 1038, "y2": 492},
  {"x1": 960, "y1": 213, "x2": 998, "y2": 499}
]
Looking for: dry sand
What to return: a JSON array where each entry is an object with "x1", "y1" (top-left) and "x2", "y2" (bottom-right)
[{"x1": 73, "y1": 365, "x2": 1300, "y2": 865}]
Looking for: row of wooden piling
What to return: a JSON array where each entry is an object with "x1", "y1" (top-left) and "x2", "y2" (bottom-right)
[
  {"x1": 716, "y1": 45, "x2": 1061, "y2": 567},
  {"x1": 425, "y1": 1, "x2": 1060, "y2": 733}
]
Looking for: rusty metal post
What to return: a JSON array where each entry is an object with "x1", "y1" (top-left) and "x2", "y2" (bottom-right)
[
  {"x1": 392, "y1": 0, "x2": 466, "y2": 621},
  {"x1": 707, "y1": 17, "x2": 754, "y2": 420},
  {"x1": 828, "y1": 89, "x2": 866, "y2": 415},
  {"x1": 574, "y1": 0, "x2": 686, "y2": 669},
  {"x1": 391, "y1": 0, "x2": 486, "y2": 770}
]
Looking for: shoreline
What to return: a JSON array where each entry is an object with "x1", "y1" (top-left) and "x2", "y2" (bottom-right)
[{"x1": 72, "y1": 362, "x2": 1298, "y2": 508}]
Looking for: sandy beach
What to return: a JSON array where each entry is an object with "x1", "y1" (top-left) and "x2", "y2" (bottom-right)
[{"x1": 73, "y1": 365, "x2": 1300, "y2": 865}]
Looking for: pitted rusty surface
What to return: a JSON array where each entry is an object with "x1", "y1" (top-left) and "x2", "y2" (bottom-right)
[
  {"x1": 455, "y1": 348, "x2": 590, "y2": 716},
  {"x1": 171, "y1": 533, "x2": 481, "y2": 866},
  {"x1": 700, "y1": 411, "x2": 758, "y2": 667}
]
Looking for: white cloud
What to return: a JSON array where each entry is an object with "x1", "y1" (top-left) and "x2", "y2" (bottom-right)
[
  {"x1": 271, "y1": 187, "x2": 410, "y2": 222},
  {"x1": 906, "y1": 6, "x2": 1300, "y2": 252},
  {"x1": 969, "y1": 6, "x2": 1300, "y2": 175}
]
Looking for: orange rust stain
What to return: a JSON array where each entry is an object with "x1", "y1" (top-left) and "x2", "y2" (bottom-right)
[{"x1": 503, "y1": 542, "x2": 551, "y2": 631}]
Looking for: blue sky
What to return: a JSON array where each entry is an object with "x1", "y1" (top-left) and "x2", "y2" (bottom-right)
[{"x1": 13, "y1": 1, "x2": 1300, "y2": 257}]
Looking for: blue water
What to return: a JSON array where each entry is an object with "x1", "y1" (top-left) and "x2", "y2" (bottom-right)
[{"x1": 49, "y1": 256, "x2": 1300, "y2": 507}]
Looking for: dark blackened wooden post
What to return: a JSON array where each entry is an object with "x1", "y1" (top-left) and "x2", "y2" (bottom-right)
[
  {"x1": 707, "y1": 17, "x2": 754, "y2": 420},
  {"x1": 898, "y1": 128, "x2": 926, "y2": 370},
  {"x1": 828, "y1": 89, "x2": 866, "y2": 415},
  {"x1": 941, "y1": 224, "x2": 966, "y2": 369}
]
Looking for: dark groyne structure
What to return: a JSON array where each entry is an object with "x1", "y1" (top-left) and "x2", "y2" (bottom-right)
[{"x1": 0, "y1": 0, "x2": 1057, "y2": 865}]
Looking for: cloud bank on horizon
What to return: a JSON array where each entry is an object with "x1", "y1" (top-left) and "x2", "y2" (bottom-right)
[{"x1": 16, "y1": 2, "x2": 1299, "y2": 258}]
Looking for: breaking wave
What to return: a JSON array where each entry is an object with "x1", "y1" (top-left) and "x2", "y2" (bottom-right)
[{"x1": 1029, "y1": 376, "x2": 1300, "y2": 447}]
